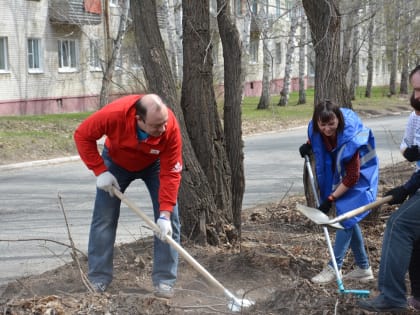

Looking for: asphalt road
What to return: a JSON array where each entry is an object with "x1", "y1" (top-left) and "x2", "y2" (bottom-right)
[{"x1": 0, "y1": 114, "x2": 407, "y2": 287}]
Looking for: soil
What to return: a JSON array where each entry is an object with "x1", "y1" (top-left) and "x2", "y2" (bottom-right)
[{"x1": 1, "y1": 105, "x2": 419, "y2": 315}]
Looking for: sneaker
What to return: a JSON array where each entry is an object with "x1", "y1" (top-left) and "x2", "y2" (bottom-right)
[
  {"x1": 344, "y1": 266, "x2": 374, "y2": 282},
  {"x1": 311, "y1": 265, "x2": 341, "y2": 284},
  {"x1": 154, "y1": 283, "x2": 174, "y2": 299},
  {"x1": 91, "y1": 282, "x2": 107, "y2": 293},
  {"x1": 408, "y1": 297, "x2": 420, "y2": 311}
]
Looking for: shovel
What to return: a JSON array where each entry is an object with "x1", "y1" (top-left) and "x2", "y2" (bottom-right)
[
  {"x1": 301, "y1": 155, "x2": 371, "y2": 297},
  {"x1": 112, "y1": 187, "x2": 254, "y2": 312},
  {"x1": 296, "y1": 195, "x2": 392, "y2": 226}
]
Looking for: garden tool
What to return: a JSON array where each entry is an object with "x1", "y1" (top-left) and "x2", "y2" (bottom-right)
[
  {"x1": 296, "y1": 195, "x2": 392, "y2": 226},
  {"x1": 112, "y1": 187, "x2": 254, "y2": 312},
  {"x1": 302, "y1": 155, "x2": 370, "y2": 298}
]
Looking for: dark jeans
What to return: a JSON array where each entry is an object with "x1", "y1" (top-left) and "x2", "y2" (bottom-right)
[
  {"x1": 410, "y1": 239, "x2": 420, "y2": 298},
  {"x1": 88, "y1": 147, "x2": 181, "y2": 287},
  {"x1": 377, "y1": 192, "x2": 420, "y2": 307}
]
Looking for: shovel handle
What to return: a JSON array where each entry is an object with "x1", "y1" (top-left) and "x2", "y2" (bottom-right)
[
  {"x1": 112, "y1": 187, "x2": 228, "y2": 294},
  {"x1": 328, "y1": 195, "x2": 393, "y2": 224}
]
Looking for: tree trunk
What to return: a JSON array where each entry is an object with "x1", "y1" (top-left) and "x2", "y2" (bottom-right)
[
  {"x1": 257, "y1": 31, "x2": 271, "y2": 110},
  {"x1": 349, "y1": 22, "x2": 359, "y2": 101},
  {"x1": 99, "y1": 0, "x2": 129, "y2": 108},
  {"x1": 298, "y1": 13, "x2": 307, "y2": 105},
  {"x1": 388, "y1": 1, "x2": 400, "y2": 97},
  {"x1": 130, "y1": 0, "x2": 224, "y2": 245},
  {"x1": 399, "y1": 0, "x2": 411, "y2": 95},
  {"x1": 302, "y1": 0, "x2": 351, "y2": 108},
  {"x1": 278, "y1": 6, "x2": 298, "y2": 107},
  {"x1": 256, "y1": 6, "x2": 271, "y2": 110},
  {"x1": 216, "y1": 0, "x2": 245, "y2": 232},
  {"x1": 365, "y1": 8, "x2": 375, "y2": 98},
  {"x1": 181, "y1": 0, "x2": 234, "y2": 239}
]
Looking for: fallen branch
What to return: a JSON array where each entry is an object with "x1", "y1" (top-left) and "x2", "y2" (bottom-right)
[{"x1": 57, "y1": 193, "x2": 93, "y2": 293}]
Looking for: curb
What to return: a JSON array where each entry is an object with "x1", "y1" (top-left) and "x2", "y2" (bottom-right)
[{"x1": 0, "y1": 155, "x2": 81, "y2": 171}]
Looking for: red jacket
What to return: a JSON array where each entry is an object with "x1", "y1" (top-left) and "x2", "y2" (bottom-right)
[{"x1": 74, "y1": 94, "x2": 183, "y2": 212}]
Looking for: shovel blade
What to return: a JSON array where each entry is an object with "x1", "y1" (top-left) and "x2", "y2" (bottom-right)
[{"x1": 296, "y1": 204, "x2": 344, "y2": 229}]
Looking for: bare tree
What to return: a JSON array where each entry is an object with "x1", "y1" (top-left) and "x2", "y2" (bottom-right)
[
  {"x1": 278, "y1": 3, "x2": 299, "y2": 106},
  {"x1": 302, "y1": 0, "x2": 351, "y2": 107},
  {"x1": 297, "y1": 12, "x2": 307, "y2": 105},
  {"x1": 216, "y1": 0, "x2": 245, "y2": 232},
  {"x1": 130, "y1": 0, "x2": 230, "y2": 245},
  {"x1": 181, "y1": 0, "x2": 235, "y2": 241},
  {"x1": 256, "y1": 6, "x2": 272, "y2": 110},
  {"x1": 99, "y1": 0, "x2": 130, "y2": 107},
  {"x1": 365, "y1": 3, "x2": 375, "y2": 98}
]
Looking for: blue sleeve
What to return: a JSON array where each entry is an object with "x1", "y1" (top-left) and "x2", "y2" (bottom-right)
[{"x1": 403, "y1": 170, "x2": 420, "y2": 194}]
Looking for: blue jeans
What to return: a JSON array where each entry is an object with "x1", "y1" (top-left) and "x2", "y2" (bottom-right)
[
  {"x1": 328, "y1": 223, "x2": 370, "y2": 270},
  {"x1": 88, "y1": 147, "x2": 180, "y2": 287},
  {"x1": 377, "y1": 192, "x2": 420, "y2": 307}
]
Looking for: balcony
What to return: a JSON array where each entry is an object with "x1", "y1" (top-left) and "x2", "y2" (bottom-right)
[{"x1": 49, "y1": 0, "x2": 102, "y2": 25}]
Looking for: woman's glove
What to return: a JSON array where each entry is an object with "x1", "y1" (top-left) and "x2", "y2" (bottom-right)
[
  {"x1": 403, "y1": 145, "x2": 420, "y2": 162},
  {"x1": 96, "y1": 171, "x2": 120, "y2": 196},
  {"x1": 156, "y1": 215, "x2": 172, "y2": 241},
  {"x1": 318, "y1": 198, "x2": 332, "y2": 214},
  {"x1": 299, "y1": 143, "x2": 312, "y2": 158},
  {"x1": 384, "y1": 186, "x2": 409, "y2": 205}
]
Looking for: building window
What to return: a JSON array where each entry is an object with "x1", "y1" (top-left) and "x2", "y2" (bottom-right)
[
  {"x1": 276, "y1": 0, "x2": 281, "y2": 17},
  {"x1": 251, "y1": 0, "x2": 257, "y2": 14},
  {"x1": 249, "y1": 34, "x2": 259, "y2": 63},
  {"x1": 0, "y1": 37, "x2": 9, "y2": 71},
  {"x1": 58, "y1": 39, "x2": 78, "y2": 71},
  {"x1": 234, "y1": 0, "x2": 242, "y2": 15},
  {"x1": 275, "y1": 42, "x2": 282, "y2": 64},
  {"x1": 28, "y1": 38, "x2": 42, "y2": 72},
  {"x1": 89, "y1": 39, "x2": 101, "y2": 71}
]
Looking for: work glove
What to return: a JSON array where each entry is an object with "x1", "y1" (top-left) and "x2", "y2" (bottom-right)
[
  {"x1": 403, "y1": 145, "x2": 420, "y2": 162},
  {"x1": 299, "y1": 143, "x2": 312, "y2": 158},
  {"x1": 384, "y1": 185, "x2": 409, "y2": 205},
  {"x1": 318, "y1": 198, "x2": 332, "y2": 214},
  {"x1": 156, "y1": 215, "x2": 172, "y2": 241},
  {"x1": 96, "y1": 171, "x2": 120, "y2": 197}
]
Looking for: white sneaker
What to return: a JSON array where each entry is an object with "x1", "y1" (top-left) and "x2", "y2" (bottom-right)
[
  {"x1": 344, "y1": 266, "x2": 374, "y2": 282},
  {"x1": 311, "y1": 265, "x2": 340, "y2": 284},
  {"x1": 154, "y1": 283, "x2": 174, "y2": 299}
]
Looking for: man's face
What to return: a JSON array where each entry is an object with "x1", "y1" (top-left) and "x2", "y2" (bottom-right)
[
  {"x1": 137, "y1": 106, "x2": 168, "y2": 137},
  {"x1": 412, "y1": 71, "x2": 420, "y2": 101}
]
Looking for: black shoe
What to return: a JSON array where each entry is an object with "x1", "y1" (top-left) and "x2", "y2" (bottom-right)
[{"x1": 357, "y1": 298, "x2": 407, "y2": 313}]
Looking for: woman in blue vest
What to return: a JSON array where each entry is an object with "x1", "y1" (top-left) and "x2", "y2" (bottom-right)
[{"x1": 299, "y1": 100, "x2": 378, "y2": 284}]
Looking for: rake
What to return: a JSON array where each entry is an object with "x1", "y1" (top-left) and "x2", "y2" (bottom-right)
[
  {"x1": 302, "y1": 155, "x2": 370, "y2": 298},
  {"x1": 112, "y1": 187, "x2": 254, "y2": 312}
]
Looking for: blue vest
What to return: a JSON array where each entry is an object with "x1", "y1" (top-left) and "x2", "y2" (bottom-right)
[{"x1": 308, "y1": 108, "x2": 379, "y2": 228}]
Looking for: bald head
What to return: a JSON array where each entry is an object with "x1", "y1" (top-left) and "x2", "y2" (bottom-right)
[{"x1": 135, "y1": 94, "x2": 169, "y2": 137}]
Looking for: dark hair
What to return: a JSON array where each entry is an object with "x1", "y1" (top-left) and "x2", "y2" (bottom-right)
[
  {"x1": 312, "y1": 100, "x2": 345, "y2": 134},
  {"x1": 409, "y1": 65, "x2": 420, "y2": 81},
  {"x1": 135, "y1": 98, "x2": 147, "y2": 122},
  {"x1": 411, "y1": 92, "x2": 420, "y2": 111}
]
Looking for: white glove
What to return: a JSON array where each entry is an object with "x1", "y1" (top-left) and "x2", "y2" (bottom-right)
[
  {"x1": 156, "y1": 215, "x2": 172, "y2": 241},
  {"x1": 96, "y1": 171, "x2": 120, "y2": 196}
]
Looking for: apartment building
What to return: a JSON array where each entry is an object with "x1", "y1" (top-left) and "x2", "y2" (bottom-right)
[
  {"x1": 0, "y1": 0, "x2": 396, "y2": 116},
  {"x1": 0, "y1": 0, "x2": 141, "y2": 115}
]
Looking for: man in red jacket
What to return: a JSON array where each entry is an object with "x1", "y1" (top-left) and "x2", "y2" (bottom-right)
[{"x1": 74, "y1": 94, "x2": 182, "y2": 298}]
